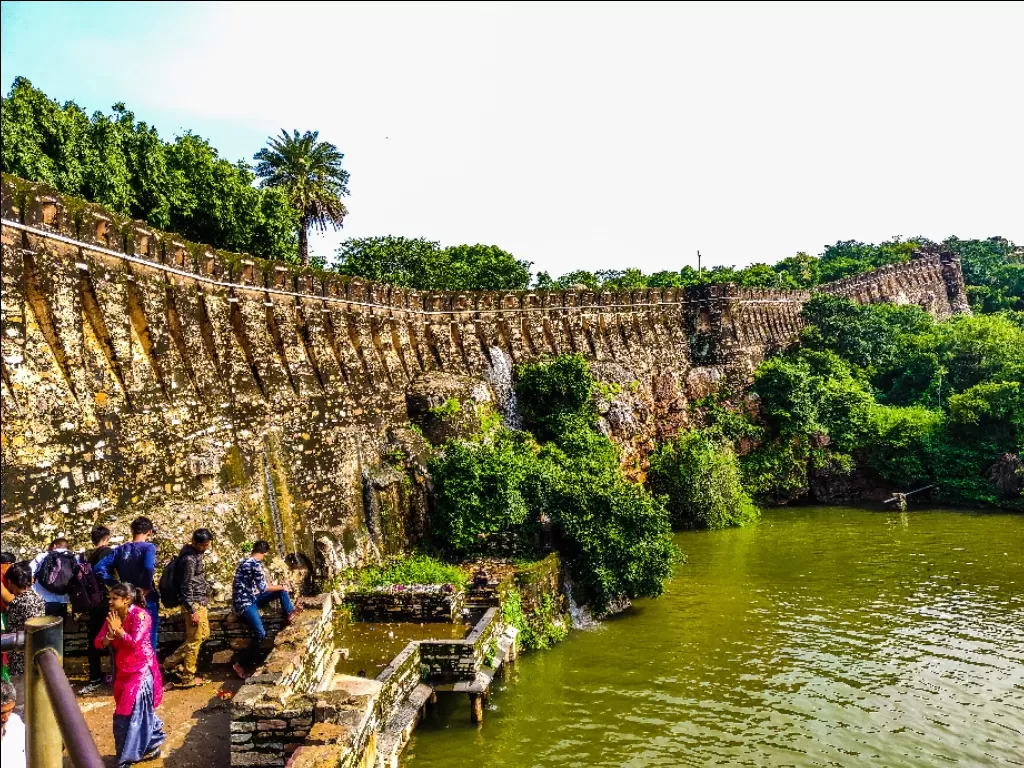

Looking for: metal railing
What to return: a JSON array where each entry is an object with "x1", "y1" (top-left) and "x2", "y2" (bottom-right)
[{"x1": 2, "y1": 616, "x2": 104, "y2": 768}]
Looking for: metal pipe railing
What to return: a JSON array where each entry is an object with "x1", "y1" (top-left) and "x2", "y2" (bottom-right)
[
  {"x1": 23, "y1": 616, "x2": 105, "y2": 768},
  {"x1": 36, "y1": 649, "x2": 105, "y2": 768},
  {"x1": 1, "y1": 629, "x2": 25, "y2": 650}
]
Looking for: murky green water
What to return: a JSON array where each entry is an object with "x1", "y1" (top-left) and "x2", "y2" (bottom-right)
[
  {"x1": 402, "y1": 507, "x2": 1024, "y2": 767},
  {"x1": 335, "y1": 620, "x2": 474, "y2": 677}
]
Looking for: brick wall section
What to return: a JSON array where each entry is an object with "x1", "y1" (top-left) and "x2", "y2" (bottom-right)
[
  {"x1": 230, "y1": 595, "x2": 336, "y2": 767},
  {"x1": 344, "y1": 586, "x2": 462, "y2": 622},
  {"x1": 61, "y1": 605, "x2": 284, "y2": 659},
  {"x1": 512, "y1": 553, "x2": 564, "y2": 615},
  {"x1": 419, "y1": 607, "x2": 503, "y2": 682},
  {"x1": 821, "y1": 253, "x2": 972, "y2": 319},
  {"x1": 374, "y1": 641, "x2": 422, "y2": 720}
]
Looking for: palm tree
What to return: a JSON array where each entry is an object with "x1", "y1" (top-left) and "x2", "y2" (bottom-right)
[{"x1": 254, "y1": 130, "x2": 350, "y2": 266}]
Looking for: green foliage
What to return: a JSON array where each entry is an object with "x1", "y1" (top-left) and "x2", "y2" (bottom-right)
[
  {"x1": 538, "y1": 430, "x2": 677, "y2": 609},
  {"x1": 429, "y1": 397, "x2": 462, "y2": 419},
  {"x1": 649, "y1": 429, "x2": 760, "y2": 529},
  {"x1": 430, "y1": 354, "x2": 677, "y2": 612},
  {"x1": 333, "y1": 237, "x2": 531, "y2": 291},
  {"x1": 740, "y1": 297, "x2": 1023, "y2": 507},
  {"x1": 383, "y1": 447, "x2": 406, "y2": 468},
  {"x1": 802, "y1": 295, "x2": 934, "y2": 373},
  {"x1": 515, "y1": 354, "x2": 596, "y2": 440},
  {"x1": 1, "y1": 77, "x2": 300, "y2": 261},
  {"x1": 351, "y1": 555, "x2": 466, "y2": 590},
  {"x1": 254, "y1": 129, "x2": 350, "y2": 266},
  {"x1": 947, "y1": 236, "x2": 1024, "y2": 313},
  {"x1": 502, "y1": 588, "x2": 568, "y2": 651},
  {"x1": 428, "y1": 430, "x2": 543, "y2": 557},
  {"x1": 817, "y1": 237, "x2": 925, "y2": 283}
]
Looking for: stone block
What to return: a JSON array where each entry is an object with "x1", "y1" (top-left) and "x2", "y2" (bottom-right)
[
  {"x1": 231, "y1": 751, "x2": 283, "y2": 767},
  {"x1": 307, "y1": 722, "x2": 354, "y2": 746},
  {"x1": 286, "y1": 744, "x2": 345, "y2": 768}
]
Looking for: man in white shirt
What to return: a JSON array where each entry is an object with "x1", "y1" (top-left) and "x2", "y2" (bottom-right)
[
  {"x1": 29, "y1": 537, "x2": 72, "y2": 618},
  {"x1": 1, "y1": 680, "x2": 27, "y2": 768}
]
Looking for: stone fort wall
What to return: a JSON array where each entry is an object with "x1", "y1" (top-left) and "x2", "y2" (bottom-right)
[{"x1": 0, "y1": 174, "x2": 969, "y2": 580}]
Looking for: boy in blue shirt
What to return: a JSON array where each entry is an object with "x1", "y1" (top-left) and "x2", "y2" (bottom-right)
[{"x1": 95, "y1": 517, "x2": 160, "y2": 650}]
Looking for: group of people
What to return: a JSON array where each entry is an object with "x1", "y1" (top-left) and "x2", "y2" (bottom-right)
[{"x1": 0, "y1": 521, "x2": 296, "y2": 768}]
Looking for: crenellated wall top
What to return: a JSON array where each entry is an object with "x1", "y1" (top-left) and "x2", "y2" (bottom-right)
[{"x1": 1, "y1": 173, "x2": 964, "y2": 318}]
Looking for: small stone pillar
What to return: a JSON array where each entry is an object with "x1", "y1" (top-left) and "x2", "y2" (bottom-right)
[{"x1": 470, "y1": 693, "x2": 484, "y2": 723}]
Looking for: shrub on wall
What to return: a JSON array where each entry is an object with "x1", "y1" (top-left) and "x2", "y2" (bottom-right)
[
  {"x1": 430, "y1": 354, "x2": 679, "y2": 612},
  {"x1": 649, "y1": 429, "x2": 760, "y2": 530}
]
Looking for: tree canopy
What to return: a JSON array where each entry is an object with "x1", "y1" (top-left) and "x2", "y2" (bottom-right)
[
  {"x1": 0, "y1": 76, "x2": 299, "y2": 261},
  {"x1": 254, "y1": 129, "x2": 350, "y2": 265},
  {"x1": 333, "y1": 237, "x2": 531, "y2": 291}
]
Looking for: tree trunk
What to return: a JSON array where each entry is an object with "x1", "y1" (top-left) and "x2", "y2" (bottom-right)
[{"x1": 298, "y1": 217, "x2": 309, "y2": 266}]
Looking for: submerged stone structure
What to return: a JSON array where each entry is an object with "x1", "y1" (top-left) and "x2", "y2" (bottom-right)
[{"x1": 0, "y1": 174, "x2": 970, "y2": 579}]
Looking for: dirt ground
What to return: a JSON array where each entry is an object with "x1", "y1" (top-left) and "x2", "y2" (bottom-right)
[{"x1": 10, "y1": 655, "x2": 244, "y2": 768}]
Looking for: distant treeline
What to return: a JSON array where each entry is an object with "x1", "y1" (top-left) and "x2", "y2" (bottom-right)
[{"x1": 3, "y1": 77, "x2": 1020, "y2": 312}]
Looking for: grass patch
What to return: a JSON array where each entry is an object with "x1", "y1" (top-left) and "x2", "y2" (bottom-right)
[{"x1": 352, "y1": 555, "x2": 468, "y2": 590}]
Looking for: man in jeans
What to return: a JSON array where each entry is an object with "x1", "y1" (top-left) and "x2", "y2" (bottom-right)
[
  {"x1": 230, "y1": 541, "x2": 296, "y2": 679},
  {"x1": 170, "y1": 529, "x2": 213, "y2": 687},
  {"x1": 94, "y1": 517, "x2": 159, "y2": 651}
]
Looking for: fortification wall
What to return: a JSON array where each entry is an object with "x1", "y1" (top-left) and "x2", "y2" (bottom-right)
[
  {"x1": 821, "y1": 253, "x2": 971, "y2": 318},
  {"x1": 0, "y1": 175, "x2": 969, "y2": 579}
]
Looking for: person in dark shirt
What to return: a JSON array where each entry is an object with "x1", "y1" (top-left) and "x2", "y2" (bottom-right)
[
  {"x1": 85, "y1": 526, "x2": 114, "y2": 686},
  {"x1": 169, "y1": 529, "x2": 213, "y2": 687},
  {"x1": 95, "y1": 517, "x2": 160, "y2": 651}
]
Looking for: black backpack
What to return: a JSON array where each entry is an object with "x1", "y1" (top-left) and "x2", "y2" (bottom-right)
[
  {"x1": 36, "y1": 550, "x2": 78, "y2": 595},
  {"x1": 68, "y1": 557, "x2": 106, "y2": 613},
  {"x1": 158, "y1": 556, "x2": 182, "y2": 609}
]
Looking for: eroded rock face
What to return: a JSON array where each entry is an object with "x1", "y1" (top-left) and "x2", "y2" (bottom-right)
[
  {"x1": 406, "y1": 373, "x2": 496, "y2": 445},
  {"x1": 987, "y1": 453, "x2": 1024, "y2": 499}
]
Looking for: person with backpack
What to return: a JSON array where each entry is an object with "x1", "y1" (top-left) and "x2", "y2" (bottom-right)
[
  {"x1": 29, "y1": 538, "x2": 74, "y2": 618},
  {"x1": 84, "y1": 526, "x2": 115, "y2": 687},
  {"x1": 168, "y1": 529, "x2": 213, "y2": 687},
  {"x1": 4, "y1": 564, "x2": 44, "y2": 675},
  {"x1": 230, "y1": 541, "x2": 296, "y2": 680},
  {"x1": 95, "y1": 518, "x2": 160, "y2": 652}
]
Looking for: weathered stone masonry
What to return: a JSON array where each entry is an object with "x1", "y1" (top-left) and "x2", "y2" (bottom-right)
[{"x1": 0, "y1": 174, "x2": 970, "y2": 581}]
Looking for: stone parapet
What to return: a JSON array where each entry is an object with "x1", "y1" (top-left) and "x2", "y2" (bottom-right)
[{"x1": 344, "y1": 585, "x2": 462, "y2": 623}]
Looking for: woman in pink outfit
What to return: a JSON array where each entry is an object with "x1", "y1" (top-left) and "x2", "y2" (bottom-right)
[{"x1": 95, "y1": 582, "x2": 165, "y2": 768}]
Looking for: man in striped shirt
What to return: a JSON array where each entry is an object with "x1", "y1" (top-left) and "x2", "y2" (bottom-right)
[{"x1": 231, "y1": 541, "x2": 295, "y2": 679}]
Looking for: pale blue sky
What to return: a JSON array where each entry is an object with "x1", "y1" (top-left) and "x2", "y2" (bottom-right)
[{"x1": 2, "y1": 1, "x2": 1022, "y2": 274}]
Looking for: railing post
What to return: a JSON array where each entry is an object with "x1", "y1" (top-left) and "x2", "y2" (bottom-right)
[{"x1": 25, "y1": 615, "x2": 64, "y2": 768}]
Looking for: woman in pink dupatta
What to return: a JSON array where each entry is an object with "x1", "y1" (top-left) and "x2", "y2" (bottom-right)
[{"x1": 95, "y1": 583, "x2": 165, "y2": 768}]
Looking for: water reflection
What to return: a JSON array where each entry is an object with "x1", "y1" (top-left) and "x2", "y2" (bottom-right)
[{"x1": 403, "y1": 507, "x2": 1024, "y2": 767}]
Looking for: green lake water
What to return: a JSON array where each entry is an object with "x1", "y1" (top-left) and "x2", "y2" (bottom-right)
[{"x1": 402, "y1": 507, "x2": 1024, "y2": 767}]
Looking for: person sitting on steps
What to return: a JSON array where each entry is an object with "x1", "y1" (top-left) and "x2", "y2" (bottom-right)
[{"x1": 231, "y1": 540, "x2": 296, "y2": 680}]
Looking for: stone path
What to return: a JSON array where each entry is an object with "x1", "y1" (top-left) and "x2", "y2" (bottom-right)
[{"x1": 56, "y1": 658, "x2": 245, "y2": 768}]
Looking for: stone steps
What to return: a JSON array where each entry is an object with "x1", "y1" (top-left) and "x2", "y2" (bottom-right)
[{"x1": 375, "y1": 683, "x2": 434, "y2": 768}]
